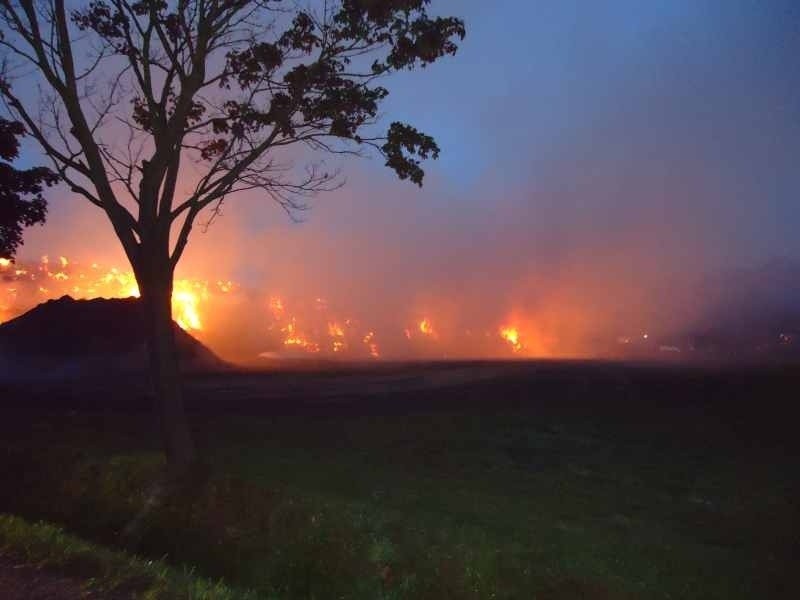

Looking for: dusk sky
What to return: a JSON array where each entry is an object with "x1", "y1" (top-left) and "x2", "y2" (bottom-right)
[
  {"x1": 384, "y1": 0, "x2": 800, "y2": 262},
  {"x1": 13, "y1": 0, "x2": 800, "y2": 358},
  {"x1": 25, "y1": 1, "x2": 799, "y2": 256}
]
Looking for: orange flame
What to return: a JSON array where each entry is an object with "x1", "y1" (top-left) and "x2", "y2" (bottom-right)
[
  {"x1": 418, "y1": 317, "x2": 437, "y2": 338},
  {"x1": 363, "y1": 331, "x2": 380, "y2": 358},
  {"x1": 499, "y1": 326, "x2": 524, "y2": 353},
  {"x1": 3, "y1": 252, "x2": 597, "y2": 360},
  {"x1": 282, "y1": 319, "x2": 320, "y2": 353},
  {"x1": 327, "y1": 321, "x2": 347, "y2": 353},
  {"x1": 0, "y1": 255, "x2": 212, "y2": 332},
  {"x1": 171, "y1": 281, "x2": 208, "y2": 331},
  {"x1": 327, "y1": 321, "x2": 345, "y2": 337}
]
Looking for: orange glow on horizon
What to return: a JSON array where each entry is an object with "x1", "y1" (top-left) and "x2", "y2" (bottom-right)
[{"x1": 2, "y1": 252, "x2": 609, "y2": 361}]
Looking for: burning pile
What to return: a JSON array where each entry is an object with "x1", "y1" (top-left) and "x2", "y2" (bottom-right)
[
  {"x1": 2, "y1": 254, "x2": 554, "y2": 361},
  {"x1": 0, "y1": 255, "x2": 230, "y2": 333},
  {"x1": 264, "y1": 295, "x2": 380, "y2": 358}
]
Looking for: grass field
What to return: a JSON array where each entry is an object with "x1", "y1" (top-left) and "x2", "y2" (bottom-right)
[
  {"x1": 0, "y1": 514, "x2": 257, "y2": 599},
  {"x1": 0, "y1": 361, "x2": 797, "y2": 598}
]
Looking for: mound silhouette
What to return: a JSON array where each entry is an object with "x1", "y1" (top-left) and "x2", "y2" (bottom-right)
[{"x1": 0, "y1": 296, "x2": 226, "y2": 379}]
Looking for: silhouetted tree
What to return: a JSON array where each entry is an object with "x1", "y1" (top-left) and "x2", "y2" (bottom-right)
[
  {"x1": 0, "y1": 118, "x2": 56, "y2": 259},
  {"x1": 0, "y1": 0, "x2": 464, "y2": 471}
]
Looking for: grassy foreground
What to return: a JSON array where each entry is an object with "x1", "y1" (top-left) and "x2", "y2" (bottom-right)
[
  {"x1": 0, "y1": 513, "x2": 257, "y2": 599},
  {"x1": 0, "y1": 377, "x2": 797, "y2": 599}
]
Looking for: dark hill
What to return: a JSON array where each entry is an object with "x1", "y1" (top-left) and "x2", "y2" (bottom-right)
[{"x1": 0, "y1": 296, "x2": 226, "y2": 379}]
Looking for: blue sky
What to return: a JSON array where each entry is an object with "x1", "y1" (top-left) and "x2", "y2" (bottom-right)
[
  {"x1": 377, "y1": 0, "x2": 800, "y2": 262},
  {"x1": 390, "y1": 1, "x2": 799, "y2": 175}
]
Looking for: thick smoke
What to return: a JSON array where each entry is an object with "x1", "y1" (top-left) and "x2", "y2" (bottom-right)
[
  {"x1": 5, "y1": 0, "x2": 798, "y2": 362},
  {"x1": 4, "y1": 150, "x2": 785, "y2": 364}
]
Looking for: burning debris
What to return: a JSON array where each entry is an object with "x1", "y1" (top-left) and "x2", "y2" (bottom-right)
[
  {"x1": 418, "y1": 318, "x2": 437, "y2": 338},
  {"x1": 1, "y1": 256, "x2": 566, "y2": 360},
  {"x1": 499, "y1": 326, "x2": 524, "y2": 353},
  {"x1": 1, "y1": 255, "x2": 225, "y2": 335},
  {"x1": 362, "y1": 331, "x2": 380, "y2": 358},
  {"x1": 327, "y1": 322, "x2": 347, "y2": 353},
  {"x1": 265, "y1": 295, "x2": 378, "y2": 358},
  {"x1": 3, "y1": 257, "x2": 396, "y2": 360},
  {"x1": 13, "y1": 252, "x2": 756, "y2": 362}
]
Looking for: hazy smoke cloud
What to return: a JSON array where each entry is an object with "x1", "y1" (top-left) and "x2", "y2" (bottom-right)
[{"x1": 6, "y1": 0, "x2": 799, "y2": 362}]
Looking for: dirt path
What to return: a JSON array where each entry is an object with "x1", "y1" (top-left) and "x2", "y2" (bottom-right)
[{"x1": 0, "y1": 555, "x2": 111, "y2": 599}]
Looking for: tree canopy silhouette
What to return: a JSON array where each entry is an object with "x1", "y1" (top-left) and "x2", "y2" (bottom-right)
[
  {"x1": 0, "y1": 0, "x2": 464, "y2": 470},
  {"x1": 0, "y1": 118, "x2": 56, "y2": 259}
]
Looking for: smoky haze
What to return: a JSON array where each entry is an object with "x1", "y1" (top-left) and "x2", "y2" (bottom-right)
[{"x1": 6, "y1": 0, "x2": 800, "y2": 362}]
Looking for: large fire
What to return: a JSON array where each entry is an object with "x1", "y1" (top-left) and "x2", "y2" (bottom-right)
[
  {"x1": 268, "y1": 296, "x2": 380, "y2": 358},
  {"x1": 0, "y1": 255, "x2": 220, "y2": 334},
  {"x1": 266, "y1": 294, "x2": 379, "y2": 357},
  {"x1": 1, "y1": 253, "x2": 584, "y2": 361}
]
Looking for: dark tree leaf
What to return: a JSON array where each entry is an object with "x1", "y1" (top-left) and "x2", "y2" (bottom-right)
[
  {"x1": 0, "y1": 119, "x2": 57, "y2": 259},
  {"x1": 382, "y1": 122, "x2": 440, "y2": 186}
]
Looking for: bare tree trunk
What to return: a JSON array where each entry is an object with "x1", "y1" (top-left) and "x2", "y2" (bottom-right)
[{"x1": 140, "y1": 275, "x2": 196, "y2": 473}]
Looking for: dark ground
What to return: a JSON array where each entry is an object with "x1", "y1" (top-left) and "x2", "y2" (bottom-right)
[
  {"x1": 1, "y1": 359, "x2": 798, "y2": 599},
  {"x1": 0, "y1": 555, "x2": 111, "y2": 600},
  {"x1": 5, "y1": 359, "x2": 799, "y2": 455}
]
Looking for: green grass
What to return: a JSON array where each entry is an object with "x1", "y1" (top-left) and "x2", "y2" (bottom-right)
[
  {"x1": 0, "y1": 513, "x2": 259, "y2": 599},
  {"x1": 0, "y1": 408, "x2": 797, "y2": 599}
]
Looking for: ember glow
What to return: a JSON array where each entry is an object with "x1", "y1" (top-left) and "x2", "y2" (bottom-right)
[
  {"x1": 0, "y1": 255, "x2": 223, "y2": 335},
  {"x1": 499, "y1": 326, "x2": 523, "y2": 353},
  {"x1": 362, "y1": 332, "x2": 380, "y2": 359},
  {"x1": 0, "y1": 252, "x2": 638, "y2": 361},
  {"x1": 264, "y1": 294, "x2": 381, "y2": 358},
  {"x1": 418, "y1": 318, "x2": 437, "y2": 338},
  {"x1": 327, "y1": 322, "x2": 346, "y2": 353},
  {"x1": 281, "y1": 320, "x2": 320, "y2": 353}
]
